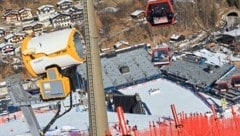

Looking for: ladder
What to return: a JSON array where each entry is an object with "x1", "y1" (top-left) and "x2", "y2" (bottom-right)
[{"x1": 83, "y1": 0, "x2": 97, "y2": 135}]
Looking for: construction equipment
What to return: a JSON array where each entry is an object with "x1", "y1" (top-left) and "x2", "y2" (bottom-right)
[
  {"x1": 10, "y1": 28, "x2": 86, "y2": 136},
  {"x1": 21, "y1": 28, "x2": 85, "y2": 100}
]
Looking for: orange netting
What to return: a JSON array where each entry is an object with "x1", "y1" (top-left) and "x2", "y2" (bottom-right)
[{"x1": 121, "y1": 105, "x2": 240, "y2": 136}]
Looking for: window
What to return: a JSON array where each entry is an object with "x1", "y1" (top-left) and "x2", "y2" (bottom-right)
[{"x1": 119, "y1": 66, "x2": 130, "y2": 74}]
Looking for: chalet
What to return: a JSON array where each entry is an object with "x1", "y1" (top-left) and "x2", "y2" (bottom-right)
[
  {"x1": 4, "y1": 33, "x2": 25, "y2": 43},
  {"x1": 37, "y1": 4, "x2": 55, "y2": 15},
  {"x1": 23, "y1": 24, "x2": 33, "y2": 34},
  {"x1": 64, "y1": 5, "x2": 84, "y2": 24},
  {"x1": 37, "y1": 5, "x2": 55, "y2": 21},
  {"x1": 213, "y1": 70, "x2": 240, "y2": 102},
  {"x1": 23, "y1": 22, "x2": 44, "y2": 35},
  {"x1": 2, "y1": 9, "x2": 19, "y2": 24},
  {"x1": 18, "y1": 8, "x2": 33, "y2": 21},
  {"x1": 32, "y1": 23, "x2": 44, "y2": 34},
  {"x1": 50, "y1": 12, "x2": 71, "y2": 28},
  {"x1": 56, "y1": 0, "x2": 74, "y2": 10},
  {"x1": 0, "y1": 43, "x2": 15, "y2": 54},
  {"x1": 0, "y1": 27, "x2": 5, "y2": 37}
]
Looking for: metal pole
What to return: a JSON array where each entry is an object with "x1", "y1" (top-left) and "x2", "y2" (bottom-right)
[
  {"x1": 6, "y1": 74, "x2": 41, "y2": 136},
  {"x1": 116, "y1": 106, "x2": 128, "y2": 135},
  {"x1": 21, "y1": 106, "x2": 41, "y2": 136},
  {"x1": 83, "y1": 0, "x2": 109, "y2": 135}
]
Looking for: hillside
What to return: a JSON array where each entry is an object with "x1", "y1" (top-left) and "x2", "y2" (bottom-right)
[
  {"x1": 0, "y1": 0, "x2": 234, "y2": 47},
  {"x1": 96, "y1": 0, "x2": 233, "y2": 48}
]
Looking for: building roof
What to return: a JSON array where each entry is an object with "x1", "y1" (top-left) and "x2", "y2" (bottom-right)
[
  {"x1": 77, "y1": 45, "x2": 160, "y2": 91},
  {"x1": 161, "y1": 59, "x2": 234, "y2": 88},
  {"x1": 193, "y1": 49, "x2": 229, "y2": 66},
  {"x1": 3, "y1": 9, "x2": 18, "y2": 17},
  {"x1": 18, "y1": 8, "x2": 31, "y2": 13},
  {"x1": 4, "y1": 33, "x2": 14, "y2": 40},
  {"x1": 64, "y1": 6, "x2": 83, "y2": 14},
  {"x1": 57, "y1": 0, "x2": 73, "y2": 5},
  {"x1": 50, "y1": 12, "x2": 70, "y2": 19},
  {"x1": 0, "y1": 43, "x2": 5, "y2": 48},
  {"x1": 18, "y1": 32, "x2": 26, "y2": 35},
  {"x1": 217, "y1": 67, "x2": 240, "y2": 82},
  {"x1": 38, "y1": 4, "x2": 54, "y2": 11},
  {"x1": 130, "y1": 10, "x2": 145, "y2": 17},
  {"x1": 23, "y1": 22, "x2": 44, "y2": 28},
  {"x1": 114, "y1": 41, "x2": 129, "y2": 49},
  {"x1": 170, "y1": 34, "x2": 185, "y2": 41},
  {"x1": 0, "y1": 42, "x2": 14, "y2": 49},
  {"x1": 222, "y1": 28, "x2": 240, "y2": 37}
]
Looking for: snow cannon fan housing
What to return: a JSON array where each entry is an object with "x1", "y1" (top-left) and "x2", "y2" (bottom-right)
[{"x1": 21, "y1": 28, "x2": 85, "y2": 100}]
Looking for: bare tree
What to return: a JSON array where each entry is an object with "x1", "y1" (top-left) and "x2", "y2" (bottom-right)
[
  {"x1": 227, "y1": 0, "x2": 236, "y2": 6},
  {"x1": 99, "y1": 13, "x2": 115, "y2": 36},
  {"x1": 234, "y1": 41, "x2": 240, "y2": 55}
]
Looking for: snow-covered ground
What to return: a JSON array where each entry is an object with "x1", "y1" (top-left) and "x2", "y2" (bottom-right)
[
  {"x1": 193, "y1": 48, "x2": 229, "y2": 66},
  {"x1": 0, "y1": 78, "x2": 211, "y2": 136},
  {"x1": 119, "y1": 78, "x2": 211, "y2": 116},
  {"x1": 0, "y1": 110, "x2": 161, "y2": 136},
  {"x1": 199, "y1": 92, "x2": 222, "y2": 106}
]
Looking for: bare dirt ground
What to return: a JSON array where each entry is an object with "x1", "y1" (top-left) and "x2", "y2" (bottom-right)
[
  {"x1": 96, "y1": 0, "x2": 198, "y2": 49},
  {"x1": 96, "y1": 0, "x2": 233, "y2": 49}
]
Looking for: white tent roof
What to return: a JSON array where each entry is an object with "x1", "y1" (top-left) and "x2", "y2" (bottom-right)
[{"x1": 119, "y1": 78, "x2": 210, "y2": 116}]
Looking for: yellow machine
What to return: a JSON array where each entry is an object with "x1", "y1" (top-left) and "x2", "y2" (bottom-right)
[
  {"x1": 21, "y1": 28, "x2": 85, "y2": 100},
  {"x1": 20, "y1": 0, "x2": 109, "y2": 135}
]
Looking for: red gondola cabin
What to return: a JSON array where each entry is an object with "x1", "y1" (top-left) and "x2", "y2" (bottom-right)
[
  {"x1": 146, "y1": 0, "x2": 174, "y2": 26},
  {"x1": 151, "y1": 47, "x2": 171, "y2": 66}
]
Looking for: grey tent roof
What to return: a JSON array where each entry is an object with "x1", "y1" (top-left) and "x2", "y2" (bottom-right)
[
  {"x1": 161, "y1": 60, "x2": 233, "y2": 88},
  {"x1": 77, "y1": 45, "x2": 160, "y2": 91}
]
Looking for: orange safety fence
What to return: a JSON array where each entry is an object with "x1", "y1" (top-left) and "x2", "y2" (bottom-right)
[
  {"x1": 126, "y1": 105, "x2": 240, "y2": 136},
  {"x1": 1, "y1": 105, "x2": 240, "y2": 136},
  {"x1": 0, "y1": 109, "x2": 55, "y2": 125},
  {"x1": 133, "y1": 114, "x2": 240, "y2": 136},
  {"x1": 0, "y1": 116, "x2": 6, "y2": 124},
  {"x1": 0, "y1": 111, "x2": 23, "y2": 125}
]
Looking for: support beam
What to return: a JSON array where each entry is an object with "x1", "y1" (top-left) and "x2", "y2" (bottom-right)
[{"x1": 6, "y1": 74, "x2": 41, "y2": 136}]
